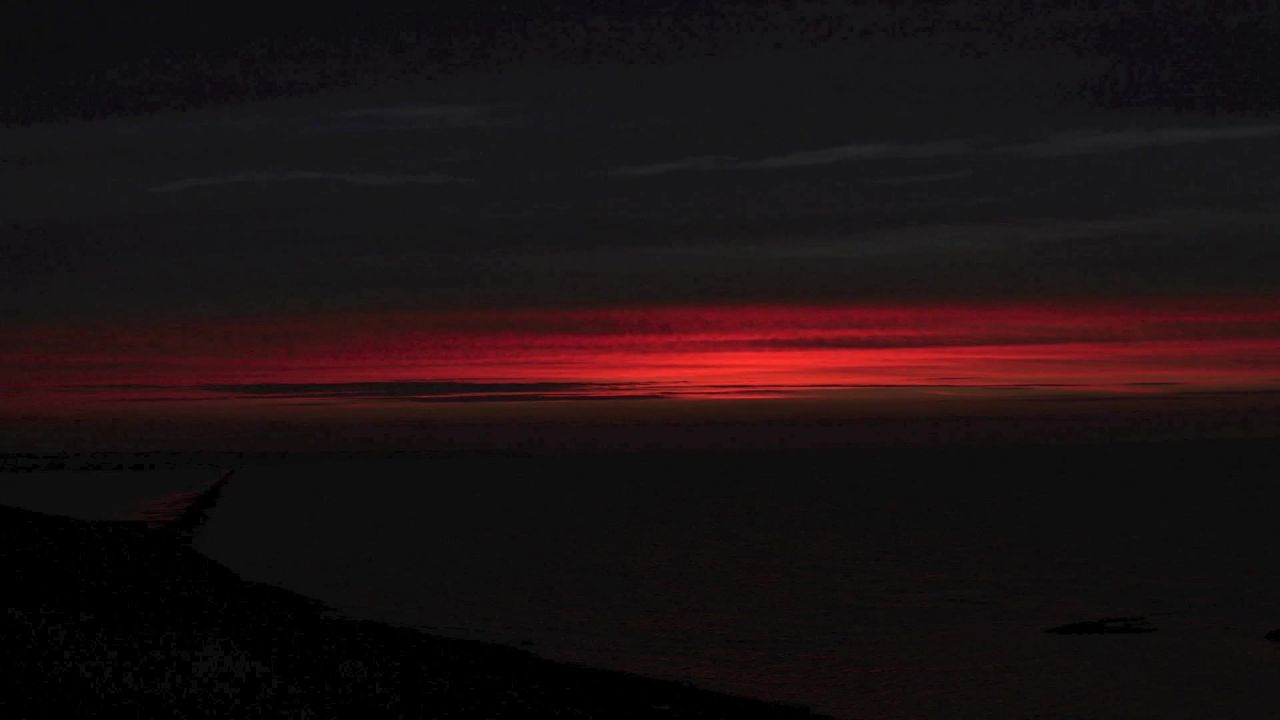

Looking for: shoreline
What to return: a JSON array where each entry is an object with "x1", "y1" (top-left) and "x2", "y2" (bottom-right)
[{"x1": 1, "y1": 502, "x2": 824, "y2": 718}]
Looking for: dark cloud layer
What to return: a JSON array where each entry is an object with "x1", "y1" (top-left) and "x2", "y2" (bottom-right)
[
  {"x1": 6, "y1": 2, "x2": 1280, "y2": 124},
  {"x1": 5, "y1": 4, "x2": 1280, "y2": 335},
  {"x1": 70, "y1": 379, "x2": 1255, "y2": 407},
  {"x1": 198, "y1": 381, "x2": 653, "y2": 402}
]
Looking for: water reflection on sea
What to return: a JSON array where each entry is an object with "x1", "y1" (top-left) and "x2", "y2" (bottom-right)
[{"x1": 184, "y1": 445, "x2": 1280, "y2": 719}]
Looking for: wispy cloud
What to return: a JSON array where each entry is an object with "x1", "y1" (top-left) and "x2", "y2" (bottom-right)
[
  {"x1": 608, "y1": 142, "x2": 969, "y2": 177},
  {"x1": 1004, "y1": 124, "x2": 1280, "y2": 157},
  {"x1": 610, "y1": 123, "x2": 1280, "y2": 177},
  {"x1": 868, "y1": 170, "x2": 974, "y2": 186},
  {"x1": 148, "y1": 171, "x2": 469, "y2": 193},
  {"x1": 318, "y1": 103, "x2": 514, "y2": 132},
  {"x1": 737, "y1": 140, "x2": 972, "y2": 169},
  {"x1": 80, "y1": 381, "x2": 667, "y2": 404},
  {"x1": 609, "y1": 155, "x2": 738, "y2": 177},
  {"x1": 638, "y1": 214, "x2": 1188, "y2": 261}
]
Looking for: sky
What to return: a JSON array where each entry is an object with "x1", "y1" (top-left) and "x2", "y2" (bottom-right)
[{"x1": 4, "y1": 2, "x2": 1280, "y2": 448}]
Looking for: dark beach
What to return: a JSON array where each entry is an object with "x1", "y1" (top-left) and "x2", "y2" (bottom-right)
[{"x1": 0, "y1": 497, "x2": 823, "y2": 718}]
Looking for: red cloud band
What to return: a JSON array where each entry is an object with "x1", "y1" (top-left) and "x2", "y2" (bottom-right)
[{"x1": 7, "y1": 300, "x2": 1280, "y2": 409}]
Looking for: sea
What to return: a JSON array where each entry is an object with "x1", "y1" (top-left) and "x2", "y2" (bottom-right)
[{"x1": 4, "y1": 442, "x2": 1279, "y2": 719}]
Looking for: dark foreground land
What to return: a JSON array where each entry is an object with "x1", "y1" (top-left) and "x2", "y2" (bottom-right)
[{"x1": 0, "y1": 503, "x2": 822, "y2": 719}]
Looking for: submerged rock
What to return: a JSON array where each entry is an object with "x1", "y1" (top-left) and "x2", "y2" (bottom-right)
[{"x1": 1045, "y1": 616, "x2": 1157, "y2": 635}]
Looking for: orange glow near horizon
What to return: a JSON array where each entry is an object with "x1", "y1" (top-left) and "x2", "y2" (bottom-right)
[{"x1": 6, "y1": 300, "x2": 1280, "y2": 414}]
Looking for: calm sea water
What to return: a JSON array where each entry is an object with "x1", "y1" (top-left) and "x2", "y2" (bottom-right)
[{"x1": 6, "y1": 445, "x2": 1280, "y2": 718}]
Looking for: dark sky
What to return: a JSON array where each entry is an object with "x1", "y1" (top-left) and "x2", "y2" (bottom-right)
[
  {"x1": 7, "y1": 1, "x2": 1280, "y2": 124},
  {"x1": 4, "y1": 1, "x2": 1280, "y2": 446}
]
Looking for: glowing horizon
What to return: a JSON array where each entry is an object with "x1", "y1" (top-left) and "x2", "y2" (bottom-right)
[{"x1": 7, "y1": 299, "x2": 1280, "y2": 415}]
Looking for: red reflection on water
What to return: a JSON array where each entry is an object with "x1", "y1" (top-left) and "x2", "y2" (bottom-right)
[{"x1": 7, "y1": 300, "x2": 1280, "y2": 410}]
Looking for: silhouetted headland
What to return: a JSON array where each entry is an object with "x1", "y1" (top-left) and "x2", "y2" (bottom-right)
[
  {"x1": 141, "y1": 469, "x2": 235, "y2": 541},
  {"x1": 0, "y1": 502, "x2": 824, "y2": 718}
]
